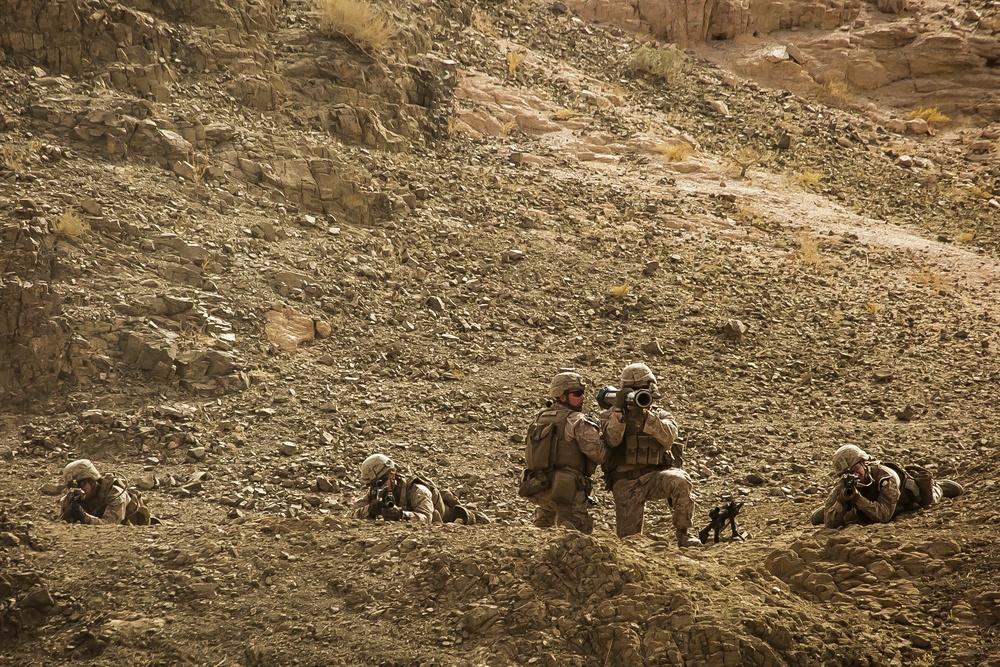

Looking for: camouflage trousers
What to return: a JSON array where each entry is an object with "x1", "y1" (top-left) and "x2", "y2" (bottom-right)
[
  {"x1": 530, "y1": 487, "x2": 594, "y2": 535},
  {"x1": 611, "y1": 468, "x2": 695, "y2": 538}
]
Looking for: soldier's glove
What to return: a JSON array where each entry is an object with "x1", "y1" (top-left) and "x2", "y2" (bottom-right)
[
  {"x1": 381, "y1": 505, "x2": 404, "y2": 521},
  {"x1": 67, "y1": 501, "x2": 87, "y2": 524}
]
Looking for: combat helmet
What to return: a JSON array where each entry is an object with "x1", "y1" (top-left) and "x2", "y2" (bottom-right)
[
  {"x1": 63, "y1": 459, "x2": 100, "y2": 486},
  {"x1": 832, "y1": 445, "x2": 869, "y2": 474},
  {"x1": 549, "y1": 372, "x2": 586, "y2": 399},
  {"x1": 360, "y1": 453, "x2": 397, "y2": 485},
  {"x1": 621, "y1": 363, "x2": 656, "y2": 389}
]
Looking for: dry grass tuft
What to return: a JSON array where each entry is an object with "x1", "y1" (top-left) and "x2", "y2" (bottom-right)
[
  {"x1": 507, "y1": 51, "x2": 527, "y2": 76},
  {"x1": 627, "y1": 45, "x2": 686, "y2": 83},
  {"x1": 553, "y1": 108, "x2": 581, "y2": 120},
  {"x1": 0, "y1": 139, "x2": 42, "y2": 174},
  {"x1": 795, "y1": 171, "x2": 823, "y2": 186},
  {"x1": 909, "y1": 269, "x2": 949, "y2": 290},
  {"x1": 797, "y1": 233, "x2": 824, "y2": 267},
  {"x1": 314, "y1": 0, "x2": 396, "y2": 52},
  {"x1": 608, "y1": 284, "x2": 631, "y2": 299},
  {"x1": 821, "y1": 79, "x2": 852, "y2": 106},
  {"x1": 655, "y1": 142, "x2": 693, "y2": 162},
  {"x1": 470, "y1": 8, "x2": 497, "y2": 35},
  {"x1": 52, "y1": 210, "x2": 90, "y2": 239},
  {"x1": 907, "y1": 107, "x2": 950, "y2": 127}
]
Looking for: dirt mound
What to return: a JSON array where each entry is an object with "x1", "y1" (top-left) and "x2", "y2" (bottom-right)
[{"x1": 2, "y1": 0, "x2": 1000, "y2": 665}]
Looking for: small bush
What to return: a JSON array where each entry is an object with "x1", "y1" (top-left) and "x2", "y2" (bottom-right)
[
  {"x1": 608, "y1": 284, "x2": 630, "y2": 299},
  {"x1": 655, "y1": 142, "x2": 693, "y2": 162},
  {"x1": 314, "y1": 0, "x2": 396, "y2": 52},
  {"x1": 627, "y1": 45, "x2": 686, "y2": 83},
  {"x1": 52, "y1": 210, "x2": 90, "y2": 239},
  {"x1": 0, "y1": 139, "x2": 42, "y2": 174},
  {"x1": 797, "y1": 233, "x2": 824, "y2": 267},
  {"x1": 731, "y1": 146, "x2": 769, "y2": 178},
  {"x1": 821, "y1": 79, "x2": 851, "y2": 105},
  {"x1": 470, "y1": 8, "x2": 496, "y2": 35},
  {"x1": 507, "y1": 51, "x2": 526, "y2": 76},
  {"x1": 907, "y1": 107, "x2": 950, "y2": 127},
  {"x1": 553, "y1": 108, "x2": 581, "y2": 120}
]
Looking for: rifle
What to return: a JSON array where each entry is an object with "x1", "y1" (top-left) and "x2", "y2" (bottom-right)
[
  {"x1": 842, "y1": 474, "x2": 858, "y2": 499},
  {"x1": 62, "y1": 489, "x2": 86, "y2": 523},
  {"x1": 367, "y1": 486, "x2": 398, "y2": 519},
  {"x1": 698, "y1": 500, "x2": 746, "y2": 544}
]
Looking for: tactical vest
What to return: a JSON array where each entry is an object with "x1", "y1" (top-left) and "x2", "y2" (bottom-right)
[
  {"x1": 609, "y1": 407, "x2": 669, "y2": 469},
  {"x1": 859, "y1": 462, "x2": 921, "y2": 512},
  {"x1": 525, "y1": 405, "x2": 589, "y2": 475},
  {"x1": 399, "y1": 474, "x2": 447, "y2": 522},
  {"x1": 82, "y1": 476, "x2": 153, "y2": 525}
]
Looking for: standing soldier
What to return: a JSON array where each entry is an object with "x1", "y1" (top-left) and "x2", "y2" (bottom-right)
[
  {"x1": 519, "y1": 372, "x2": 606, "y2": 534},
  {"x1": 599, "y1": 363, "x2": 701, "y2": 547}
]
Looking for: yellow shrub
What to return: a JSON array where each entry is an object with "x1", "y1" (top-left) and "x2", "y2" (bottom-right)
[
  {"x1": 0, "y1": 139, "x2": 42, "y2": 174},
  {"x1": 656, "y1": 142, "x2": 693, "y2": 161},
  {"x1": 52, "y1": 210, "x2": 90, "y2": 239},
  {"x1": 907, "y1": 107, "x2": 950, "y2": 127},
  {"x1": 795, "y1": 172, "x2": 823, "y2": 186},
  {"x1": 627, "y1": 45, "x2": 686, "y2": 83},
  {"x1": 609, "y1": 284, "x2": 630, "y2": 299},
  {"x1": 507, "y1": 51, "x2": 526, "y2": 76},
  {"x1": 314, "y1": 0, "x2": 396, "y2": 52}
]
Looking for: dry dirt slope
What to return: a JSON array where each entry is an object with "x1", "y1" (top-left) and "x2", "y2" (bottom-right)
[{"x1": 2, "y1": 0, "x2": 1000, "y2": 665}]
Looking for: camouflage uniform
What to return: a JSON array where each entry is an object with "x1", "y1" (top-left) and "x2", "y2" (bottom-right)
[
  {"x1": 349, "y1": 475, "x2": 436, "y2": 523},
  {"x1": 522, "y1": 403, "x2": 605, "y2": 533},
  {"x1": 60, "y1": 477, "x2": 131, "y2": 525},
  {"x1": 601, "y1": 405, "x2": 696, "y2": 538},
  {"x1": 821, "y1": 444, "x2": 960, "y2": 528}
]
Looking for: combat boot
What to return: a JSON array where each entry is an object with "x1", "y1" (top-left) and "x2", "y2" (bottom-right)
[
  {"x1": 810, "y1": 506, "x2": 825, "y2": 526},
  {"x1": 677, "y1": 529, "x2": 702, "y2": 548},
  {"x1": 937, "y1": 479, "x2": 963, "y2": 498},
  {"x1": 443, "y1": 505, "x2": 473, "y2": 524}
]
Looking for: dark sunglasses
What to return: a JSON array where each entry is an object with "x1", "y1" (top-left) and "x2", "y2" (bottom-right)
[{"x1": 568, "y1": 389, "x2": 585, "y2": 397}]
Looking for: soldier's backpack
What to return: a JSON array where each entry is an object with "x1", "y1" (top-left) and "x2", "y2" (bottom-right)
[
  {"x1": 104, "y1": 473, "x2": 159, "y2": 525},
  {"x1": 407, "y1": 473, "x2": 476, "y2": 525}
]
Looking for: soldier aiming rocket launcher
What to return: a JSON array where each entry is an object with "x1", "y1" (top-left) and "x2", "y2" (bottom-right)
[
  {"x1": 596, "y1": 386, "x2": 653, "y2": 411},
  {"x1": 698, "y1": 500, "x2": 747, "y2": 544}
]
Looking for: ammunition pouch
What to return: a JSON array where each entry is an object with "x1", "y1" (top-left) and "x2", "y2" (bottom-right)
[
  {"x1": 526, "y1": 421, "x2": 557, "y2": 470},
  {"x1": 518, "y1": 469, "x2": 549, "y2": 498},
  {"x1": 549, "y1": 469, "x2": 579, "y2": 506},
  {"x1": 905, "y1": 465, "x2": 935, "y2": 508},
  {"x1": 623, "y1": 434, "x2": 669, "y2": 466}
]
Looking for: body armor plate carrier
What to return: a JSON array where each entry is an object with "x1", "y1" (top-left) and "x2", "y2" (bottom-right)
[
  {"x1": 610, "y1": 407, "x2": 670, "y2": 468},
  {"x1": 525, "y1": 406, "x2": 592, "y2": 475}
]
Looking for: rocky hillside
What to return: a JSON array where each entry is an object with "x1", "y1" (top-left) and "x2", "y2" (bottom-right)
[{"x1": 2, "y1": 0, "x2": 999, "y2": 665}]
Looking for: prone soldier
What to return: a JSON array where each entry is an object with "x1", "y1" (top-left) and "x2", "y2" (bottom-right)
[{"x1": 814, "y1": 444, "x2": 963, "y2": 528}]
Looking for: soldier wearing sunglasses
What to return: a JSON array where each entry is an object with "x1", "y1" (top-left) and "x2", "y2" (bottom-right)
[{"x1": 519, "y1": 372, "x2": 606, "y2": 534}]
